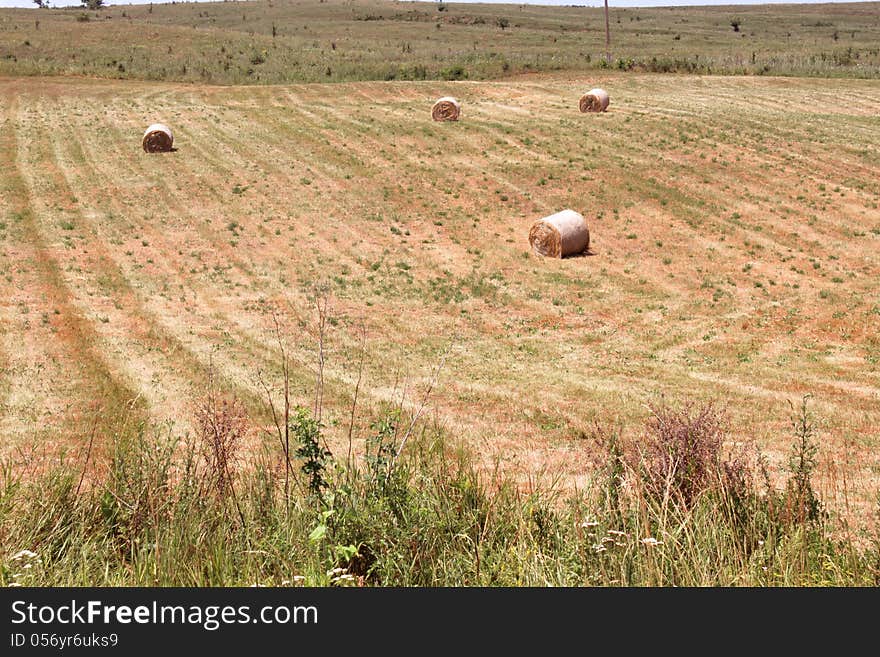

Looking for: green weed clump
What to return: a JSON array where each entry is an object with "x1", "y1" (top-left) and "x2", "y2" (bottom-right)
[{"x1": 0, "y1": 396, "x2": 877, "y2": 586}]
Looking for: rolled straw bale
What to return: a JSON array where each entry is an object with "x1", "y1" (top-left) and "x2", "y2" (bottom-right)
[
  {"x1": 579, "y1": 88, "x2": 610, "y2": 113},
  {"x1": 142, "y1": 123, "x2": 174, "y2": 153},
  {"x1": 528, "y1": 210, "x2": 590, "y2": 258},
  {"x1": 432, "y1": 96, "x2": 461, "y2": 122}
]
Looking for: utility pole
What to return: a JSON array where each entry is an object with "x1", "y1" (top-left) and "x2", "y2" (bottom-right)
[{"x1": 604, "y1": 0, "x2": 611, "y2": 65}]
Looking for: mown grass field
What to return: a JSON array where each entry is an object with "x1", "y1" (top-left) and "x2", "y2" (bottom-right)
[
  {"x1": 1, "y1": 69, "x2": 878, "y2": 534},
  {"x1": 1, "y1": 1, "x2": 879, "y2": 82},
  {"x1": 0, "y1": 1, "x2": 879, "y2": 585}
]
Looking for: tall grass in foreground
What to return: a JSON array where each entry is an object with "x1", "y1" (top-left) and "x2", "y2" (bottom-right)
[{"x1": 1, "y1": 397, "x2": 877, "y2": 586}]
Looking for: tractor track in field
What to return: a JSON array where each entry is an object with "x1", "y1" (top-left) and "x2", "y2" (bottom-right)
[{"x1": 0, "y1": 95, "x2": 145, "y2": 452}]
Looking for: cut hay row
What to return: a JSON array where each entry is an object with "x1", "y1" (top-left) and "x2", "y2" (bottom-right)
[
  {"x1": 141, "y1": 92, "x2": 605, "y2": 256},
  {"x1": 142, "y1": 87, "x2": 609, "y2": 153}
]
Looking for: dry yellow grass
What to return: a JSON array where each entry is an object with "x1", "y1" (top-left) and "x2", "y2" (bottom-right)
[
  {"x1": 0, "y1": 72, "x2": 878, "y2": 528},
  {"x1": 2, "y1": 1, "x2": 879, "y2": 82}
]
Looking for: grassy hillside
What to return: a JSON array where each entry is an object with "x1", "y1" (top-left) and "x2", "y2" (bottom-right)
[{"x1": 1, "y1": 1, "x2": 879, "y2": 82}]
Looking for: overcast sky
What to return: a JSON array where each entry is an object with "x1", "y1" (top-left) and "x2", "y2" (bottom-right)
[{"x1": 0, "y1": 0, "x2": 871, "y2": 8}]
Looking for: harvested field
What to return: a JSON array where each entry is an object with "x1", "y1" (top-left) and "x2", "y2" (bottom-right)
[{"x1": 0, "y1": 72, "x2": 878, "y2": 528}]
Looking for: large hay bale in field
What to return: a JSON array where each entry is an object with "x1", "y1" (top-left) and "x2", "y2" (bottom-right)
[
  {"x1": 579, "y1": 88, "x2": 610, "y2": 113},
  {"x1": 432, "y1": 96, "x2": 461, "y2": 122},
  {"x1": 529, "y1": 210, "x2": 590, "y2": 258},
  {"x1": 142, "y1": 123, "x2": 174, "y2": 153}
]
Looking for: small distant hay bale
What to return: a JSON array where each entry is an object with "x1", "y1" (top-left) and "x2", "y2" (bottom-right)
[
  {"x1": 528, "y1": 210, "x2": 590, "y2": 258},
  {"x1": 579, "y1": 88, "x2": 610, "y2": 113},
  {"x1": 432, "y1": 96, "x2": 461, "y2": 122},
  {"x1": 142, "y1": 123, "x2": 174, "y2": 153}
]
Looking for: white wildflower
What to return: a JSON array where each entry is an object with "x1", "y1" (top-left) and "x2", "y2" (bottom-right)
[
  {"x1": 11, "y1": 550, "x2": 38, "y2": 561},
  {"x1": 329, "y1": 569, "x2": 356, "y2": 586},
  {"x1": 640, "y1": 537, "x2": 662, "y2": 547}
]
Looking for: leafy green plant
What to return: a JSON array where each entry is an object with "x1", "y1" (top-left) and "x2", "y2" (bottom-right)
[
  {"x1": 365, "y1": 409, "x2": 399, "y2": 488},
  {"x1": 292, "y1": 407, "x2": 332, "y2": 500}
]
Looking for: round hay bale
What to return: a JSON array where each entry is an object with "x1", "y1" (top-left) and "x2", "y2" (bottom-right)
[
  {"x1": 579, "y1": 88, "x2": 610, "y2": 113},
  {"x1": 528, "y1": 210, "x2": 590, "y2": 258},
  {"x1": 432, "y1": 96, "x2": 461, "y2": 122},
  {"x1": 142, "y1": 123, "x2": 174, "y2": 153}
]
